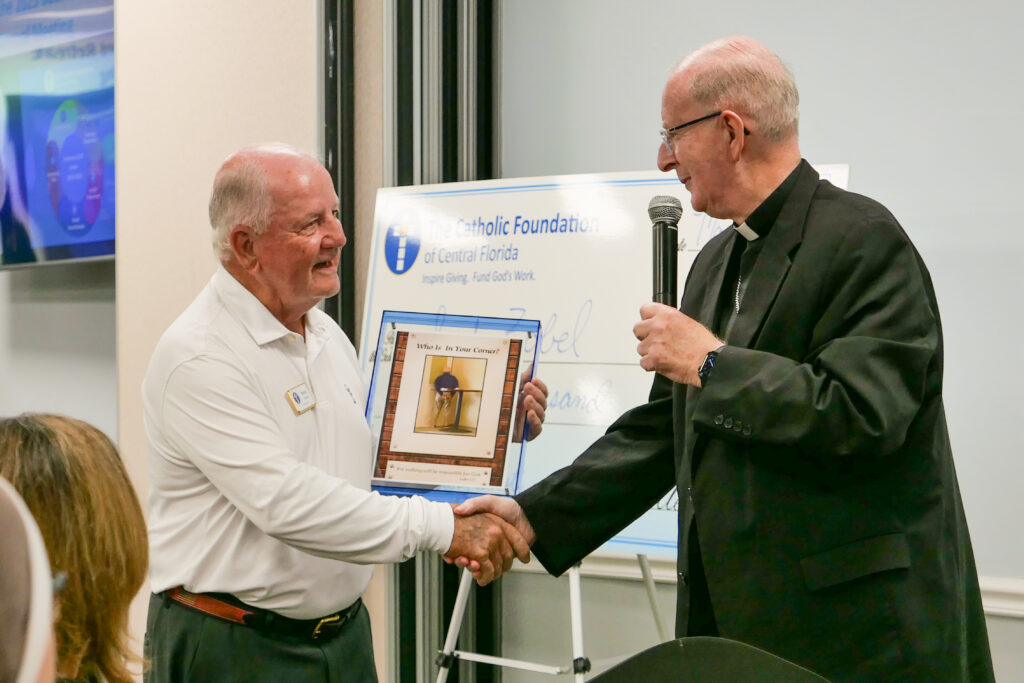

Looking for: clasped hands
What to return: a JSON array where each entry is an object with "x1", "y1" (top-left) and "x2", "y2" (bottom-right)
[{"x1": 445, "y1": 496, "x2": 536, "y2": 585}]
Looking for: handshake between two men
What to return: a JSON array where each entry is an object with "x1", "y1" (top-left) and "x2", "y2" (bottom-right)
[
  {"x1": 446, "y1": 494, "x2": 537, "y2": 585},
  {"x1": 443, "y1": 302, "x2": 722, "y2": 585}
]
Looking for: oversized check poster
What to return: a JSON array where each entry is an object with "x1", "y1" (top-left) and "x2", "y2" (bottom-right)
[{"x1": 361, "y1": 166, "x2": 849, "y2": 558}]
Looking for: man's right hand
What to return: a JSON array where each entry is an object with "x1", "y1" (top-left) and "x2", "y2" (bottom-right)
[
  {"x1": 446, "y1": 496, "x2": 536, "y2": 584},
  {"x1": 446, "y1": 507, "x2": 531, "y2": 585},
  {"x1": 634, "y1": 302, "x2": 723, "y2": 386}
]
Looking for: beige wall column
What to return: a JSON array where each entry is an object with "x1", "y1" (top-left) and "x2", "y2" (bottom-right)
[
  {"x1": 115, "y1": 1, "x2": 321, "y2": 675},
  {"x1": 353, "y1": 0, "x2": 389, "y2": 678}
]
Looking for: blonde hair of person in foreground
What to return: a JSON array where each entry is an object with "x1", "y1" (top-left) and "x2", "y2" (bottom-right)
[{"x1": 0, "y1": 414, "x2": 148, "y2": 683}]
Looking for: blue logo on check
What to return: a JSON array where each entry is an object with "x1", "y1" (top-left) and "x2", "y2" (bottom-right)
[{"x1": 384, "y1": 223, "x2": 421, "y2": 274}]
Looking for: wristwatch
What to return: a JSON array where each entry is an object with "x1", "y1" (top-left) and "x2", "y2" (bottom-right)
[{"x1": 698, "y1": 347, "x2": 723, "y2": 384}]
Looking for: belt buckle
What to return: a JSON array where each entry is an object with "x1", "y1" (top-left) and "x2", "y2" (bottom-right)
[{"x1": 312, "y1": 613, "x2": 343, "y2": 641}]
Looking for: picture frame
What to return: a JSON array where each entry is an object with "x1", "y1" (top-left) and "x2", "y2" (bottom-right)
[{"x1": 365, "y1": 311, "x2": 541, "y2": 501}]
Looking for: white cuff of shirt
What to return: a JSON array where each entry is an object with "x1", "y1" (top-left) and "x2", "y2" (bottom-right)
[{"x1": 421, "y1": 499, "x2": 456, "y2": 555}]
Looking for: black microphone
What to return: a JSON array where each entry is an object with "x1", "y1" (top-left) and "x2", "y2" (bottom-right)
[{"x1": 648, "y1": 195, "x2": 682, "y2": 306}]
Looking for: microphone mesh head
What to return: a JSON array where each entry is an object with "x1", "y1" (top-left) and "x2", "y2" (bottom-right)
[{"x1": 648, "y1": 195, "x2": 683, "y2": 225}]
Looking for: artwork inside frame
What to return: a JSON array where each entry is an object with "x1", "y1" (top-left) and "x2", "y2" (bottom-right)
[
  {"x1": 412, "y1": 352, "x2": 488, "y2": 439},
  {"x1": 365, "y1": 312, "x2": 540, "y2": 499}
]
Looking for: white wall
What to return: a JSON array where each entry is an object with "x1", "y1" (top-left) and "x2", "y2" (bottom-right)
[
  {"x1": 498, "y1": 0, "x2": 1024, "y2": 680},
  {"x1": 0, "y1": 260, "x2": 116, "y2": 441}
]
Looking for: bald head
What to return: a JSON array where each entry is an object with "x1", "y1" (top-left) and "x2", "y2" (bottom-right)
[
  {"x1": 208, "y1": 143, "x2": 322, "y2": 261},
  {"x1": 671, "y1": 36, "x2": 799, "y2": 143},
  {"x1": 657, "y1": 37, "x2": 802, "y2": 223}
]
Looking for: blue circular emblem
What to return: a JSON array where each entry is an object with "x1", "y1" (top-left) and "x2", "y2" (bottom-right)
[{"x1": 384, "y1": 223, "x2": 420, "y2": 274}]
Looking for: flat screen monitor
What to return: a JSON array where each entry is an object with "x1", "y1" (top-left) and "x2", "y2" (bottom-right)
[{"x1": 0, "y1": 0, "x2": 114, "y2": 268}]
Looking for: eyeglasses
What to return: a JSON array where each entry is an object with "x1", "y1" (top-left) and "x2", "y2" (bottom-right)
[
  {"x1": 659, "y1": 111, "x2": 721, "y2": 154},
  {"x1": 659, "y1": 111, "x2": 751, "y2": 155}
]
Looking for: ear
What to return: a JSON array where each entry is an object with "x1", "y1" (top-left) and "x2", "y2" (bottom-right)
[
  {"x1": 228, "y1": 225, "x2": 258, "y2": 270},
  {"x1": 720, "y1": 110, "x2": 747, "y2": 161}
]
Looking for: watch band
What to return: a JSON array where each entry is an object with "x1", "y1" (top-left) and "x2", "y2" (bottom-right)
[{"x1": 698, "y1": 347, "x2": 724, "y2": 384}]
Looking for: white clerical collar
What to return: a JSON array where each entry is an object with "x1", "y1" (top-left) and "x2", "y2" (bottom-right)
[{"x1": 733, "y1": 222, "x2": 759, "y2": 241}]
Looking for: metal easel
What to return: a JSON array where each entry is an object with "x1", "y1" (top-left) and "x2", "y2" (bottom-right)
[
  {"x1": 434, "y1": 555, "x2": 667, "y2": 682},
  {"x1": 436, "y1": 565, "x2": 590, "y2": 682}
]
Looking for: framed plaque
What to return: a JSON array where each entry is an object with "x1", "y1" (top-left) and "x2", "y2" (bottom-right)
[{"x1": 366, "y1": 311, "x2": 541, "y2": 501}]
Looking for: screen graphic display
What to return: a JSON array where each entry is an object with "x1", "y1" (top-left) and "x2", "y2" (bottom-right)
[{"x1": 0, "y1": 0, "x2": 114, "y2": 267}]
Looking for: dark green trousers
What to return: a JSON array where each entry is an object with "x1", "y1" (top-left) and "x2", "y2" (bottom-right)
[{"x1": 144, "y1": 593, "x2": 377, "y2": 682}]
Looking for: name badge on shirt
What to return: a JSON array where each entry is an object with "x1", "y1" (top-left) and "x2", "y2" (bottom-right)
[{"x1": 286, "y1": 383, "x2": 317, "y2": 415}]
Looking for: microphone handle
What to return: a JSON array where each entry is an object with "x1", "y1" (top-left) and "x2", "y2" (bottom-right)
[{"x1": 652, "y1": 221, "x2": 678, "y2": 306}]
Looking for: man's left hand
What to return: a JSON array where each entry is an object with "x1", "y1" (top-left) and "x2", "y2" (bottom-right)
[
  {"x1": 512, "y1": 372, "x2": 548, "y2": 442},
  {"x1": 634, "y1": 302, "x2": 723, "y2": 386}
]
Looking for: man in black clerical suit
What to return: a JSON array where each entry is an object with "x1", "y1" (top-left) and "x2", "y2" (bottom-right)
[{"x1": 455, "y1": 36, "x2": 994, "y2": 682}]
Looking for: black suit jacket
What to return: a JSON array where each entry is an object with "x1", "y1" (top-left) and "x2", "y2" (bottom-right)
[{"x1": 517, "y1": 161, "x2": 994, "y2": 682}]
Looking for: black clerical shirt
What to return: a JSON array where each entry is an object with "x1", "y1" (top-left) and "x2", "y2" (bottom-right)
[{"x1": 713, "y1": 162, "x2": 802, "y2": 342}]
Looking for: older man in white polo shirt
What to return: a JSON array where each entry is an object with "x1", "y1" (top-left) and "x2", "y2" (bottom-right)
[{"x1": 142, "y1": 143, "x2": 547, "y2": 682}]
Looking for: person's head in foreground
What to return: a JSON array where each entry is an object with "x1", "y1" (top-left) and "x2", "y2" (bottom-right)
[
  {"x1": 0, "y1": 414, "x2": 148, "y2": 683},
  {"x1": 0, "y1": 475, "x2": 57, "y2": 683}
]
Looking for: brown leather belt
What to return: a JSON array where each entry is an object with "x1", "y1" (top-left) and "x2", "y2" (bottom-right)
[{"x1": 164, "y1": 586, "x2": 360, "y2": 642}]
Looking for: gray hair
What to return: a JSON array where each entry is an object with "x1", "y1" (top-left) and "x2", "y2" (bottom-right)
[
  {"x1": 680, "y1": 37, "x2": 799, "y2": 143},
  {"x1": 208, "y1": 142, "x2": 318, "y2": 260}
]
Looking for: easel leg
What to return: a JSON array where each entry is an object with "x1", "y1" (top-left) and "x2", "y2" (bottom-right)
[
  {"x1": 637, "y1": 553, "x2": 668, "y2": 641},
  {"x1": 567, "y1": 564, "x2": 591, "y2": 682},
  {"x1": 435, "y1": 569, "x2": 474, "y2": 683},
  {"x1": 434, "y1": 566, "x2": 590, "y2": 678}
]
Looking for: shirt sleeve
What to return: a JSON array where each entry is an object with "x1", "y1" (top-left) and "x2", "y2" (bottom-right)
[{"x1": 155, "y1": 353, "x2": 455, "y2": 563}]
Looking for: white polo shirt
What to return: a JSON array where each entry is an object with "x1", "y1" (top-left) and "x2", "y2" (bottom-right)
[{"x1": 143, "y1": 267, "x2": 454, "y2": 619}]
